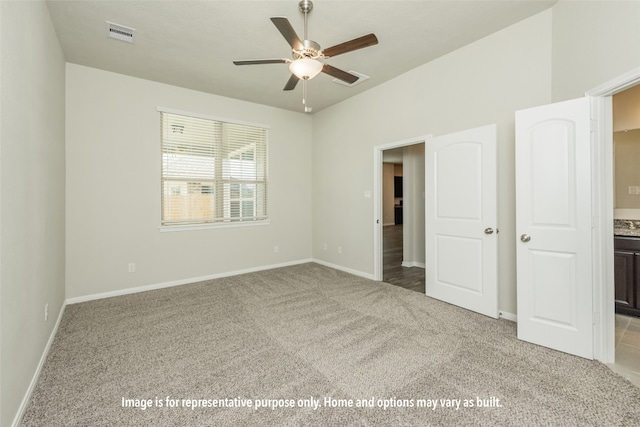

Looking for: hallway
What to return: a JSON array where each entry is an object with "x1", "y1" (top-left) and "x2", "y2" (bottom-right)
[{"x1": 382, "y1": 225, "x2": 425, "y2": 293}]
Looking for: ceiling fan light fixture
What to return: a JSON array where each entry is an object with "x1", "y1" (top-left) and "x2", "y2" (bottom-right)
[{"x1": 289, "y1": 58, "x2": 323, "y2": 80}]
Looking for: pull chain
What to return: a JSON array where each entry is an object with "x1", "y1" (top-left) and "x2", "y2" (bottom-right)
[{"x1": 303, "y1": 80, "x2": 307, "y2": 105}]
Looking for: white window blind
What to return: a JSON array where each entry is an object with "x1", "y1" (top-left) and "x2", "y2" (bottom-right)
[{"x1": 160, "y1": 111, "x2": 268, "y2": 226}]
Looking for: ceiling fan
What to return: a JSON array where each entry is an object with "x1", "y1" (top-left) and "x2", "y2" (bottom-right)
[{"x1": 233, "y1": 0, "x2": 378, "y2": 105}]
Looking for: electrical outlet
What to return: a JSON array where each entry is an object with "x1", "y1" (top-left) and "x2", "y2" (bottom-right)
[
  {"x1": 44, "y1": 303, "x2": 49, "y2": 322},
  {"x1": 323, "y1": 243, "x2": 327, "y2": 251},
  {"x1": 128, "y1": 262, "x2": 136, "y2": 273},
  {"x1": 338, "y1": 246, "x2": 343, "y2": 254},
  {"x1": 273, "y1": 245, "x2": 279, "y2": 254}
]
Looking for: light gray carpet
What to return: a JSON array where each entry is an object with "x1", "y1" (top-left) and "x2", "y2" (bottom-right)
[{"x1": 21, "y1": 263, "x2": 640, "y2": 426}]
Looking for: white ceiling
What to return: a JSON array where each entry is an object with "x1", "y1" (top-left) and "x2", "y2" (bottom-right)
[{"x1": 46, "y1": 0, "x2": 556, "y2": 114}]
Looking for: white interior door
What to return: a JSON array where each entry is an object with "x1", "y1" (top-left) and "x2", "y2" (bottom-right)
[
  {"x1": 426, "y1": 124, "x2": 498, "y2": 318},
  {"x1": 515, "y1": 97, "x2": 593, "y2": 359}
]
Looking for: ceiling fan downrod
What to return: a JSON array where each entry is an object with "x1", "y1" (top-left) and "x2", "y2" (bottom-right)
[
  {"x1": 299, "y1": 0, "x2": 313, "y2": 13},
  {"x1": 300, "y1": 0, "x2": 314, "y2": 112},
  {"x1": 297, "y1": 0, "x2": 318, "y2": 59},
  {"x1": 299, "y1": 0, "x2": 313, "y2": 18}
]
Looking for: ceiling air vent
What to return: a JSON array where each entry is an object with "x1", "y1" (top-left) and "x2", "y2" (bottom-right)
[
  {"x1": 105, "y1": 21, "x2": 135, "y2": 44},
  {"x1": 332, "y1": 71, "x2": 369, "y2": 87}
]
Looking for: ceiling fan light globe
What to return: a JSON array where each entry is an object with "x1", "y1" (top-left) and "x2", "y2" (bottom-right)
[{"x1": 289, "y1": 58, "x2": 323, "y2": 80}]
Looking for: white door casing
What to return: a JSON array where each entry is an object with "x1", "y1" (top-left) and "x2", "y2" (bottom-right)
[
  {"x1": 515, "y1": 97, "x2": 593, "y2": 359},
  {"x1": 426, "y1": 124, "x2": 498, "y2": 318}
]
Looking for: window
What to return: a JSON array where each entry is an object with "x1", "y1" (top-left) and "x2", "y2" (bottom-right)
[{"x1": 160, "y1": 109, "x2": 268, "y2": 227}]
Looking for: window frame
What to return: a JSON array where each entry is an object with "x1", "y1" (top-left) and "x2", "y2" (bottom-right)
[{"x1": 158, "y1": 107, "x2": 270, "y2": 232}]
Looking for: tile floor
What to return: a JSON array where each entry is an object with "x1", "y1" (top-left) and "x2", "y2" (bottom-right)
[
  {"x1": 609, "y1": 314, "x2": 640, "y2": 388},
  {"x1": 382, "y1": 225, "x2": 425, "y2": 293}
]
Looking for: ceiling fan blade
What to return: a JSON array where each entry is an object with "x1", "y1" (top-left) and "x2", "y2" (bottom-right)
[
  {"x1": 270, "y1": 17, "x2": 303, "y2": 51},
  {"x1": 322, "y1": 33, "x2": 378, "y2": 58},
  {"x1": 283, "y1": 74, "x2": 299, "y2": 91},
  {"x1": 233, "y1": 59, "x2": 288, "y2": 66},
  {"x1": 322, "y1": 64, "x2": 359, "y2": 84}
]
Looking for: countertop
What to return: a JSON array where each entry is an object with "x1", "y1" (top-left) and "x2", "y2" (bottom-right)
[
  {"x1": 614, "y1": 219, "x2": 640, "y2": 238},
  {"x1": 615, "y1": 228, "x2": 640, "y2": 237}
]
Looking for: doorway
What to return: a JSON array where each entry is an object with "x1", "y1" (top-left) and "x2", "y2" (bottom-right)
[
  {"x1": 425, "y1": 124, "x2": 498, "y2": 318},
  {"x1": 373, "y1": 136, "x2": 429, "y2": 292},
  {"x1": 381, "y1": 145, "x2": 425, "y2": 293},
  {"x1": 608, "y1": 83, "x2": 640, "y2": 386},
  {"x1": 586, "y1": 65, "x2": 640, "y2": 364},
  {"x1": 374, "y1": 125, "x2": 498, "y2": 320}
]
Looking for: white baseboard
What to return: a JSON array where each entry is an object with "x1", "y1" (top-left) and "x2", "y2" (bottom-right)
[
  {"x1": 66, "y1": 258, "x2": 314, "y2": 305},
  {"x1": 401, "y1": 261, "x2": 426, "y2": 268},
  {"x1": 311, "y1": 258, "x2": 375, "y2": 280},
  {"x1": 12, "y1": 301, "x2": 67, "y2": 427},
  {"x1": 499, "y1": 311, "x2": 517, "y2": 322}
]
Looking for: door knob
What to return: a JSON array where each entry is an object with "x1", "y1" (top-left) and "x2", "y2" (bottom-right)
[
  {"x1": 484, "y1": 228, "x2": 494, "y2": 235},
  {"x1": 520, "y1": 234, "x2": 531, "y2": 242}
]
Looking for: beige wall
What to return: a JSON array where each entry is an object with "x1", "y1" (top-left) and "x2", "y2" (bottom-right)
[
  {"x1": 0, "y1": 1, "x2": 66, "y2": 425},
  {"x1": 312, "y1": 10, "x2": 553, "y2": 314},
  {"x1": 613, "y1": 84, "x2": 640, "y2": 132},
  {"x1": 65, "y1": 64, "x2": 312, "y2": 299},
  {"x1": 613, "y1": 84, "x2": 640, "y2": 214},
  {"x1": 614, "y1": 129, "x2": 640, "y2": 209}
]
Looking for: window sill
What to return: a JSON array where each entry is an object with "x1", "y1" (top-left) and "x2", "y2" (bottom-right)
[{"x1": 159, "y1": 219, "x2": 270, "y2": 232}]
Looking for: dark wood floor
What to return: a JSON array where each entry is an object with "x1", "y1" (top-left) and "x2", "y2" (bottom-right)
[{"x1": 383, "y1": 225, "x2": 425, "y2": 293}]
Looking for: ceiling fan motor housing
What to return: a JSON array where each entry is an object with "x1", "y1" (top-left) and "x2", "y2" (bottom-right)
[{"x1": 295, "y1": 39, "x2": 321, "y2": 59}]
